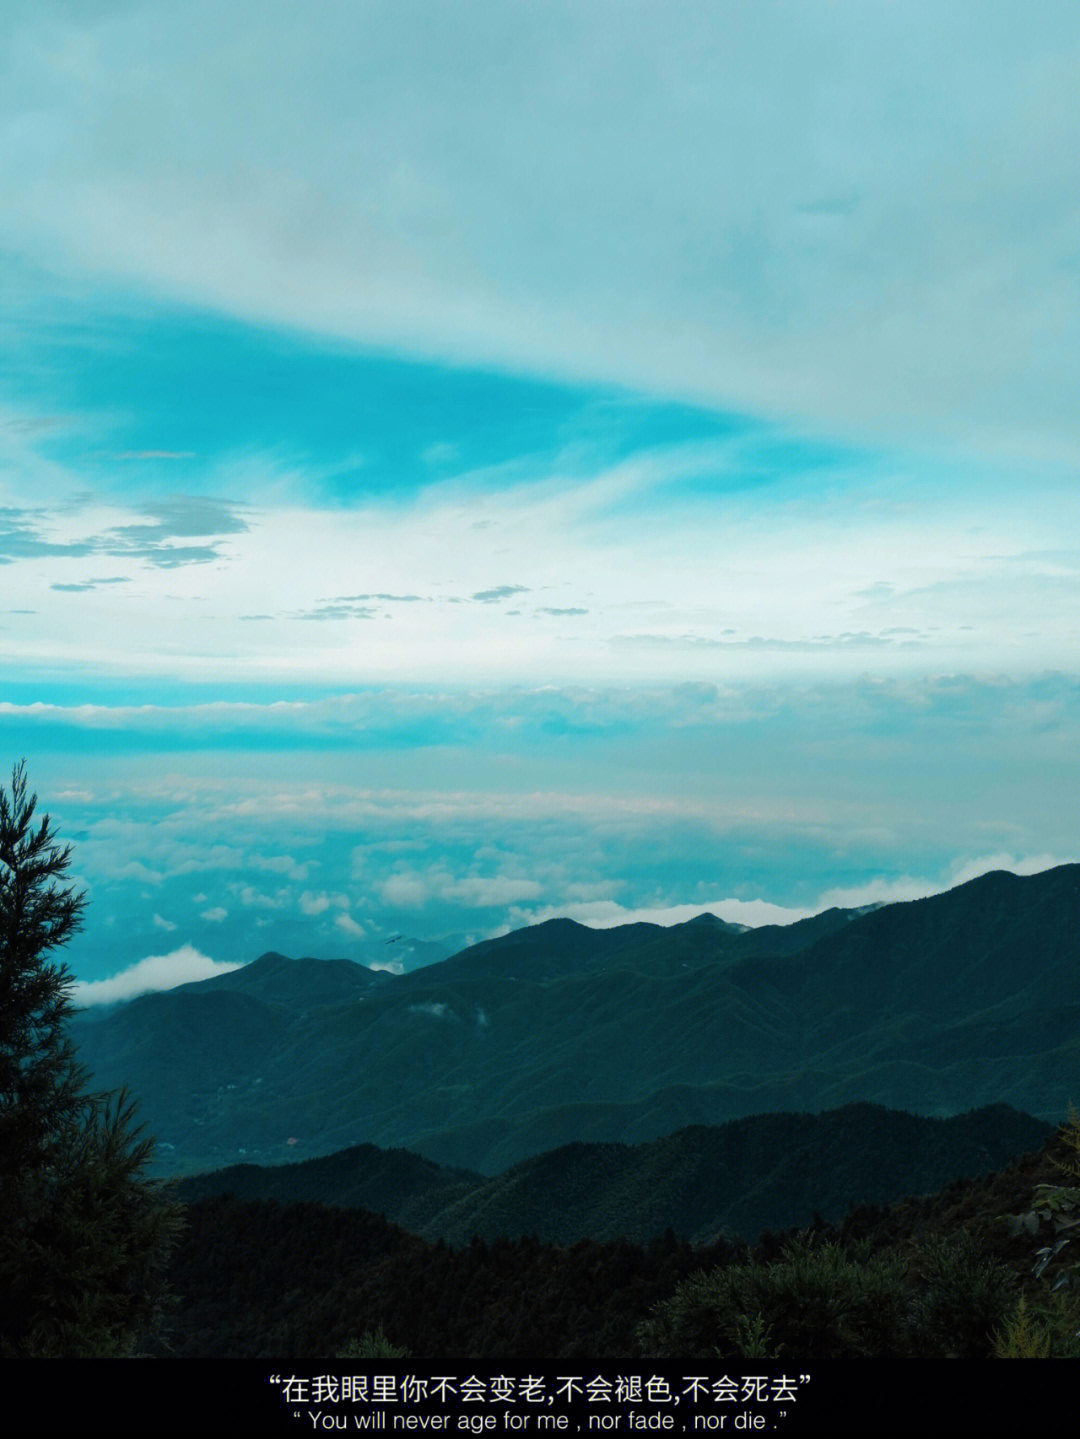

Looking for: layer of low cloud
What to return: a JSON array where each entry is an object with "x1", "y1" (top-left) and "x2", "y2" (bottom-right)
[
  {"x1": 508, "y1": 897, "x2": 816, "y2": 931},
  {"x1": 12, "y1": 671, "x2": 1080, "y2": 992},
  {"x1": 6, "y1": 672, "x2": 1080, "y2": 757},
  {"x1": 72, "y1": 944, "x2": 242, "y2": 1005},
  {"x1": 814, "y1": 852, "x2": 1074, "y2": 912},
  {"x1": 504, "y1": 851, "x2": 1075, "y2": 935}
]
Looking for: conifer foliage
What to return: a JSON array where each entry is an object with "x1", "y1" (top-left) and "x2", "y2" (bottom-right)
[{"x1": 0, "y1": 761, "x2": 181, "y2": 1355}]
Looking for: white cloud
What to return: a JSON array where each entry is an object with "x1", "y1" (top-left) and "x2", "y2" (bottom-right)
[
  {"x1": 509, "y1": 897, "x2": 814, "y2": 932},
  {"x1": 377, "y1": 867, "x2": 558, "y2": 911},
  {"x1": 816, "y1": 852, "x2": 1075, "y2": 911},
  {"x1": 72, "y1": 944, "x2": 241, "y2": 1005},
  {"x1": 506, "y1": 850, "x2": 1079, "y2": 934},
  {"x1": 334, "y1": 912, "x2": 365, "y2": 938},
  {"x1": 103, "y1": 859, "x2": 164, "y2": 884},
  {"x1": 439, "y1": 875, "x2": 543, "y2": 907},
  {"x1": 249, "y1": 853, "x2": 315, "y2": 881},
  {"x1": 379, "y1": 873, "x2": 431, "y2": 909},
  {"x1": 234, "y1": 884, "x2": 290, "y2": 909},
  {"x1": 151, "y1": 912, "x2": 176, "y2": 931},
  {"x1": 366, "y1": 958, "x2": 404, "y2": 976},
  {"x1": 409, "y1": 1001, "x2": 452, "y2": 1021},
  {"x1": 300, "y1": 890, "x2": 350, "y2": 916},
  {"x1": 946, "y1": 851, "x2": 1074, "y2": 887},
  {"x1": 200, "y1": 906, "x2": 227, "y2": 922}
]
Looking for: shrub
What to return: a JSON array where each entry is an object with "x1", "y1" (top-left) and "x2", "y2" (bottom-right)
[
  {"x1": 906, "y1": 1231, "x2": 1018, "y2": 1357},
  {"x1": 339, "y1": 1324, "x2": 410, "y2": 1357},
  {"x1": 637, "y1": 1236, "x2": 910, "y2": 1358}
]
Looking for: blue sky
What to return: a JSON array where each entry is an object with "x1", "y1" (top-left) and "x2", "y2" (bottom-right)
[{"x1": 3, "y1": 1, "x2": 1079, "y2": 998}]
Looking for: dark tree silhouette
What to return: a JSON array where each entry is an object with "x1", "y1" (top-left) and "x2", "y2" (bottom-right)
[
  {"x1": 0, "y1": 760, "x2": 87, "y2": 1166},
  {"x1": 0, "y1": 760, "x2": 181, "y2": 1355}
]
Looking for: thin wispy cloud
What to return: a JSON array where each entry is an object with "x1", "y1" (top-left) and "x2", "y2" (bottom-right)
[
  {"x1": 0, "y1": 496, "x2": 248, "y2": 573},
  {"x1": 114, "y1": 451, "x2": 197, "y2": 461},
  {"x1": 4, "y1": 444, "x2": 1072, "y2": 682},
  {"x1": 472, "y1": 586, "x2": 531, "y2": 604},
  {"x1": 5, "y1": 1, "x2": 1079, "y2": 458},
  {"x1": 51, "y1": 577, "x2": 131, "y2": 592}
]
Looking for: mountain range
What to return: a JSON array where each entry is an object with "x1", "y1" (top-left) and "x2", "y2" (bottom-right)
[{"x1": 71, "y1": 863, "x2": 1080, "y2": 1180}]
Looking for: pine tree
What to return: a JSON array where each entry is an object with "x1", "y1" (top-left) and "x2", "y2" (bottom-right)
[{"x1": 0, "y1": 760, "x2": 182, "y2": 1355}]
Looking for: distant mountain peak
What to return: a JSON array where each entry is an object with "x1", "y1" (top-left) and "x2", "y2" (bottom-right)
[{"x1": 683, "y1": 912, "x2": 750, "y2": 933}]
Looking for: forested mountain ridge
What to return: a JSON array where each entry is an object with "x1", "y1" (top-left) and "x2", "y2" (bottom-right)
[
  {"x1": 72, "y1": 864, "x2": 1080, "y2": 1175},
  {"x1": 176, "y1": 1101, "x2": 1052, "y2": 1245}
]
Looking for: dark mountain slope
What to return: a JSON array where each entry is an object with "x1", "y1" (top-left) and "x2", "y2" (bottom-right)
[
  {"x1": 763, "y1": 866, "x2": 1080, "y2": 1029},
  {"x1": 177, "y1": 1141, "x2": 482, "y2": 1233},
  {"x1": 72, "y1": 865, "x2": 1080, "y2": 1174},
  {"x1": 178, "y1": 1102, "x2": 1052, "y2": 1245},
  {"x1": 428, "y1": 1102, "x2": 1051, "y2": 1245},
  {"x1": 180, "y1": 950, "x2": 393, "y2": 1008}
]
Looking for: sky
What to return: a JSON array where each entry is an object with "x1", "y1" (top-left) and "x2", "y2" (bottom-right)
[{"x1": 2, "y1": 1, "x2": 1079, "y2": 1000}]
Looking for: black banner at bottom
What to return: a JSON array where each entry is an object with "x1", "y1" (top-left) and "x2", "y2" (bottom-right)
[{"x1": 7, "y1": 1360, "x2": 1067, "y2": 1436}]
